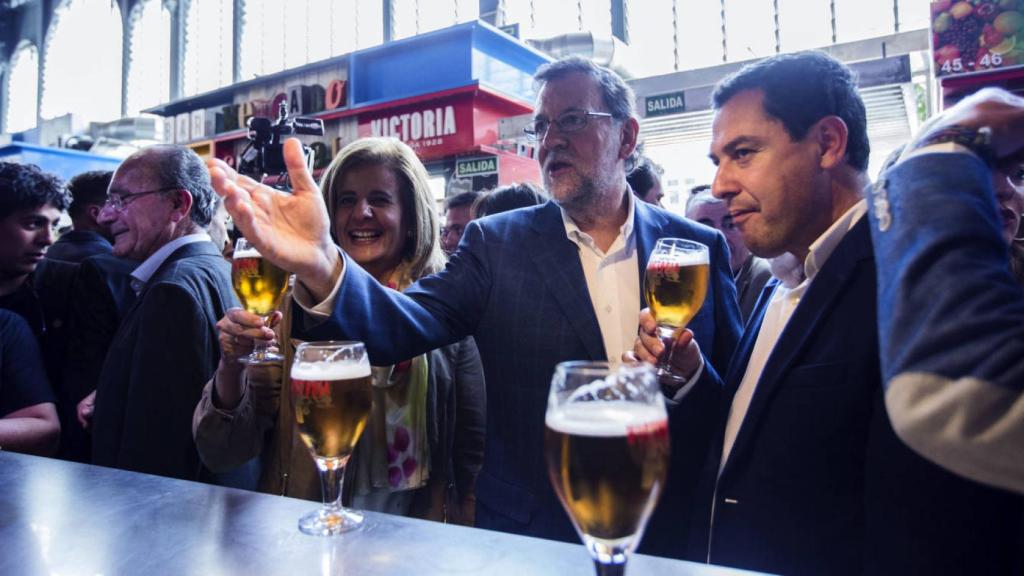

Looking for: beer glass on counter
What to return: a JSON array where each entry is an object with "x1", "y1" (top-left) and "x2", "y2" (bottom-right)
[
  {"x1": 545, "y1": 361, "x2": 668, "y2": 575},
  {"x1": 232, "y1": 237, "x2": 289, "y2": 363},
  {"x1": 644, "y1": 238, "x2": 709, "y2": 383},
  {"x1": 292, "y1": 341, "x2": 374, "y2": 535}
]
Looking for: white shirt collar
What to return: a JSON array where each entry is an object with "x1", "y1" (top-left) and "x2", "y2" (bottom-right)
[
  {"x1": 803, "y1": 199, "x2": 867, "y2": 282},
  {"x1": 131, "y1": 233, "x2": 212, "y2": 286},
  {"x1": 768, "y1": 200, "x2": 866, "y2": 290},
  {"x1": 559, "y1": 190, "x2": 636, "y2": 250}
]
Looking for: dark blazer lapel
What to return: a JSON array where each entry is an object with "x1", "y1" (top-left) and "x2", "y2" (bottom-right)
[
  {"x1": 528, "y1": 202, "x2": 607, "y2": 361},
  {"x1": 720, "y1": 218, "x2": 873, "y2": 476},
  {"x1": 633, "y1": 200, "x2": 670, "y2": 309},
  {"x1": 137, "y1": 240, "x2": 221, "y2": 297},
  {"x1": 723, "y1": 281, "x2": 776, "y2": 392}
]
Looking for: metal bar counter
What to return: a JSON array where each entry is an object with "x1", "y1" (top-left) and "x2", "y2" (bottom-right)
[{"x1": 0, "y1": 452, "x2": 760, "y2": 575}]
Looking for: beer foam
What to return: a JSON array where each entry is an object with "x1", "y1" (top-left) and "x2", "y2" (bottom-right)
[
  {"x1": 290, "y1": 361, "x2": 370, "y2": 381},
  {"x1": 649, "y1": 249, "x2": 708, "y2": 267},
  {"x1": 546, "y1": 401, "x2": 666, "y2": 437},
  {"x1": 233, "y1": 247, "x2": 263, "y2": 259}
]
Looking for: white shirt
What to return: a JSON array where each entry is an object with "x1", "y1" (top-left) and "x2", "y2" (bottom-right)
[
  {"x1": 559, "y1": 193, "x2": 640, "y2": 362},
  {"x1": 719, "y1": 200, "x2": 867, "y2": 471},
  {"x1": 130, "y1": 233, "x2": 212, "y2": 294}
]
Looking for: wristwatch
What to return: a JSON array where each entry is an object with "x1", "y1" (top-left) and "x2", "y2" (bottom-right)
[{"x1": 912, "y1": 125, "x2": 996, "y2": 166}]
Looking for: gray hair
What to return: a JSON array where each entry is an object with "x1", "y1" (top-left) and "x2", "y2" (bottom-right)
[
  {"x1": 534, "y1": 57, "x2": 639, "y2": 170},
  {"x1": 128, "y1": 145, "x2": 217, "y2": 228},
  {"x1": 534, "y1": 56, "x2": 637, "y2": 121},
  {"x1": 684, "y1": 185, "x2": 722, "y2": 216}
]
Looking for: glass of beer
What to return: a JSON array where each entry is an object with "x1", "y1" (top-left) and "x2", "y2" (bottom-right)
[
  {"x1": 644, "y1": 238, "x2": 709, "y2": 384},
  {"x1": 545, "y1": 361, "x2": 669, "y2": 576},
  {"x1": 232, "y1": 237, "x2": 289, "y2": 363},
  {"x1": 292, "y1": 341, "x2": 373, "y2": 535}
]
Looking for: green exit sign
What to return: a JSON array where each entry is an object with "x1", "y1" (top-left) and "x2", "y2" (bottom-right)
[
  {"x1": 645, "y1": 91, "x2": 686, "y2": 118},
  {"x1": 455, "y1": 156, "x2": 498, "y2": 178}
]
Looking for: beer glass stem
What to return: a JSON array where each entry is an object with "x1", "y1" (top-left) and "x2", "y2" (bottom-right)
[
  {"x1": 594, "y1": 560, "x2": 626, "y2": 576},
  {"x1": 244, "y1": 314, "x2": 285, "y2": 365},
  {"x1": 656, "y1": 325, "x2": 678, "y2": 369},
  {"x1": 318, "y1": 459, "x2": 346, "y2": 513}
]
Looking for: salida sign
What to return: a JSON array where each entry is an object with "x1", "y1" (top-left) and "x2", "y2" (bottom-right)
[
  {"x1": 644, "y1": 90, "x2": 685, "y2": 118},
  {"x1": 358, "y1": 97, "x2": 474, "y2": 158}
]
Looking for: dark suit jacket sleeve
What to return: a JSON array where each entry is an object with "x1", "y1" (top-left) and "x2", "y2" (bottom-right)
[
  {"x1": 116, "y1": 283, "x2": 216, "y2": 478},
  {"x1": 708, "y1": 231, "x2": 742, "y2": 374},
  {"x1": 63, "y1": 259, "x2": 120, "y2": 406},
  {"x1": 869, "y1": 152, "x2": 1024, "y2": 494},
  {"x1": 450, "y1": 336, "x2": 486, "y2": 501},
  {"x1": 296, "y1": 223, "x2": 492, "y2": 365}
]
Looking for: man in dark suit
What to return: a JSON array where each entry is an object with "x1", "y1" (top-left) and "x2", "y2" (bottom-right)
[
  {"x1": 90, "y1": 145, "x2": 237, "y2": 481},
  {"x1": 46, "y1": 170, "x2": 114, "y2": 263},
  {"x1": 635, "y1": 52, "x2": 1023, "y2": 575},
  {"x1": 62, "y1": 253, "x2": 138, "y2": 462},
  {"x1": 207, "y1": 57, "x2": 741, "y2": 553}
]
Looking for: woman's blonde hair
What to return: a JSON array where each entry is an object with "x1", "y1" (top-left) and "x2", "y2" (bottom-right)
[{"x1": 320, "y1": 137, "x2": 446, "y2": 283}]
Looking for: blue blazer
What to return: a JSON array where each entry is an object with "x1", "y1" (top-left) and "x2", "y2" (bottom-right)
[
  {"x1": 298, "y1": 199, "x2": 741, "y2": 552},
  {"x1": 685, "y1": 218, "x2": 1024, "y2": 575}
]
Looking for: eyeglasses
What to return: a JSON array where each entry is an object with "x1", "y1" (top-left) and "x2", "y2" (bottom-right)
[
  {"x1": 441, "y1": 224, "x2": 465, "y2": 237},
  {"x1": 523, "y1": 110, "x2": 615, "y2": 141},
  {"x1": 103, "y1": 186, "x2": 181, "y2": 212}
]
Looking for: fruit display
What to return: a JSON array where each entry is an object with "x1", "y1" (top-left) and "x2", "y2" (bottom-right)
[{"x1": 933, "y1": 0, "x2": 1024, "y2": 76}]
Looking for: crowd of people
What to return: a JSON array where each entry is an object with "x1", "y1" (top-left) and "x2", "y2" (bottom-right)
[{"x1": 2, "y1": 50, "x2": 1023, "y2": 575}]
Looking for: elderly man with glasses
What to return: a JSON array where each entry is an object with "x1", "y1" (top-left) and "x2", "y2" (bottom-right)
[
  {"x1": 208, "y1": 56, "x2": 740, "y2": 554},
  {"x1": 86, "y1": 144, "x2": 238, "y2": 481}
]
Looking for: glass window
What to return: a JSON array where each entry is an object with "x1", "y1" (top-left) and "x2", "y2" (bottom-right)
[
  {"x1": 183, "y1": 0, "x2": 234, "y2": 96},
  {"x1": 6, "y1": 43, "x2": 39, "y2": 133},
  {"x1": 777, "y1": 0, "x2": 834, "y2": 52},
  {"x1": 240, "y1": 0, "x2": 287, "y2": 78},
  {"x1": 897, "y1": 0, "x2": 930, "y2": 31},
  {"x1": 392, "y1": 0, "x2": 480, "y2": 41},
  {"x1": 627, "y1": 0, "x2": 676, "y2": 75},
  {"x1": 241, "y1": 0, "x2": 383, "y2": 79},
  {"x1": 724, "y1": 0, "x2": 776, "y2": 62},
  {"x1": 676, "y1": 0, "x2": 725, "y2": 70},
  {"x1": 41, "y1": 0, "x2": 123, "y2": 122},
  {"x1": 329, "y1": 0, "x2": 384, "y2": 55},
  {"x1": 580, "y1": 0, "x2": 613, "y2": 38},
  {"x1": 835, "y1": 0, "x2": 895, "y2": 42},
  {"x1": 126, "y1": 0, "x2": 171, "y2": 116}
]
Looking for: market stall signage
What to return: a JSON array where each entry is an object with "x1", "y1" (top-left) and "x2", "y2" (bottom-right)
[
  {"x1": 369, "y1": 105, "x2": 458, "y2": 141},
  {"x1": 456, "y1": 156, "x2": 498, "y2": 177},
  {"x1": 644, "y1": 91, "x2": 686, "y2": 118},
  {"x1": 358, "y1": 96, "x2": 475, "y2": 159},
  {"x1": 932, "y1": 0, "x2": 1024, "y2": 77}
]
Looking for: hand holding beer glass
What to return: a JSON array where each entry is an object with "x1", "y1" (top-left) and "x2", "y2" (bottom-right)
[
  {"x1": 545, "y1": 361, "x2": 668, "y2": 576},
  {"x1": 644, "y1": 238, "x2": 709, "y2": 384},
  {"x1": 292, "y1": 341, "x2": 373, "y2": 535},
  {"x1": 232, "y1": 237, "x2": 289, "y2": 363}
]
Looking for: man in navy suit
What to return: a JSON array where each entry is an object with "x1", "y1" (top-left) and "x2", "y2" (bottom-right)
[
  {"x1": 90, "y1": 145, "x2": 237, "y2": 480},
  {"x1": 207, "y1": 57, "x2": 741, "y2": 553},
  {"x1": 635, "y1": 52, "x2": 1022, "y2": 575},
  {"x1": 46, "y1": 170, "x2": 115, "y2": 263}
]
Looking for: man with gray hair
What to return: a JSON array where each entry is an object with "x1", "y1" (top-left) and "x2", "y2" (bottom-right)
[
  {"x1": 89, "y1": 145, "x2": 237, "y2": 480},
  {"x1": 686, "y1": 184, "x2": 771, "y2": 322},
  {"x1": 207, "y1": 56, "x2": 740, "y2": 552}
]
